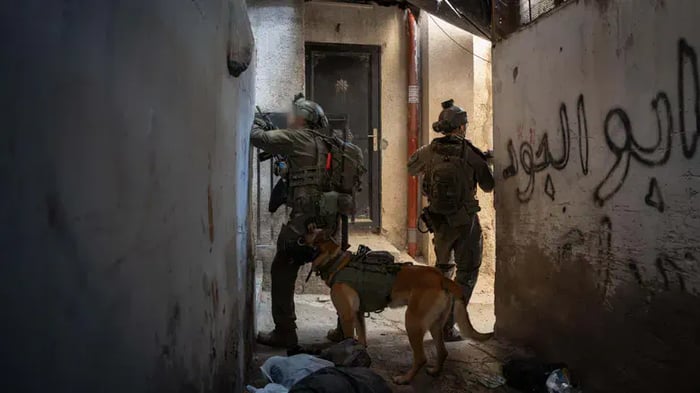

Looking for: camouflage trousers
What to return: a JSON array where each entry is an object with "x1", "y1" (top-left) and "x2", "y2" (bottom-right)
[
  {"x1": 433, "y1": 213, "x2": 483, "y2": 303},
  {"x1": 270, "y1": 213, "x2": 338, "y2": 331}
]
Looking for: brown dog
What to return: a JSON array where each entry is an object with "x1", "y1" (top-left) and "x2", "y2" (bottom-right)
[{"x1": 304, "y1": 226, "x2": 492, "y2": 384}]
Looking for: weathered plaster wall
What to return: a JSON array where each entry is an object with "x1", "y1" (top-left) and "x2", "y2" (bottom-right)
[
  {"x1": 418, "y1": 15, "x2": 495, "y2": 278},
  {"x1": 248, "y1": 0, "x2": 304, "y2": 294},
  {"x1": 0, "y1": 1, "x2": 255, "y2": 391},
  {"x1": 493, "y1": 1, "x2": 700, "y2": 391},
  {"x1": 305, "y1": 2, "x2": 409, "y2": 248}
]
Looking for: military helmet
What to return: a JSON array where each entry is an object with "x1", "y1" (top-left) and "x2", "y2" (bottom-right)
[
  {"x1": 292, "y1": 93, "x2": 329, "y2": 129},
  {"x1": 432, "y1": 99, "x2": 468, "y2": 133}
]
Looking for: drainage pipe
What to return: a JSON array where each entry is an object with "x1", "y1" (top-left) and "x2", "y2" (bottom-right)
[{"x1": 406, "y1": 8, "x2": 420, "y2": 257}]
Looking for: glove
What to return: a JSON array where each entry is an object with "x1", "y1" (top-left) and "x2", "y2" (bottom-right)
[{"x1": 253, "y1": 117, "x2": 269, "y2": 129}]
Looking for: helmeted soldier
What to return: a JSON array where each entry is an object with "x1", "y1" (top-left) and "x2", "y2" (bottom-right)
[
  {"x1": 251, "y1": 94, "x2": 341, "y2": 347},
  {"x1": 407, "y1": 99, "x2": 494, "y2": 342}
]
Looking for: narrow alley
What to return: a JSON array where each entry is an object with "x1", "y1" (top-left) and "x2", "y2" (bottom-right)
[{"x1": 2, "y1": 1, "x2": 700, "y2": 393}]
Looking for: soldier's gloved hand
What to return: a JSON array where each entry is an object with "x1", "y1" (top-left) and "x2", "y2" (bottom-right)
[{"x1": 253, "y1": 117, "x2": 269, "y2": 129}]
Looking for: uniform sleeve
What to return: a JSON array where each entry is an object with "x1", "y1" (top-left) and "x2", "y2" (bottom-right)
[
  {"x1": 250, "y1": 127, "x2": 297, "y2": 155},
  {"x1": 466, "y1": 147, "x2": 495, "y2": 192},
  {"x1": 407, "y1": 145, "x2": 428, "y2": 175}
]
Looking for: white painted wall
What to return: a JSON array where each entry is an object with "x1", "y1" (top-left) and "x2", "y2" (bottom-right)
[
  {"x1": 248, "y1": 0, "x2": 304, "y2": 294},
  {"x1": 493, "y1": 1, "x2": 700, "y2": 390}
]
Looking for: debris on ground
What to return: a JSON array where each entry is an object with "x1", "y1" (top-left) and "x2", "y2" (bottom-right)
[
  {"x1": 254, "y1": 292, "x2": 518, "y2": 392},
  {"x1": 321, "y1": 338, "x2": 372, "y2": 367},
  {"x1": 247, "y1": 354, "x2": 334, "y2": 393},
  {"x1": 290, "y1": 367, "x2": 392, "y2": 393},
  {"x1": 289, "y1": 338, "x2": 372, "y2": 367},
  {"x1": 502, "y1": 358, "x2": 581, "y2": 393},
  {"x1": 545, "y1": 368, "x2": 580, "y2": 393},
  {"x1": 247, "y1": 351, "x2": 389, "y2": 393}
]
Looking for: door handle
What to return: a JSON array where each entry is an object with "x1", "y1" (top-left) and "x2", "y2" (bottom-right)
[{"x1": 368, "y1": 128, "x2": 378, "y2": 152}]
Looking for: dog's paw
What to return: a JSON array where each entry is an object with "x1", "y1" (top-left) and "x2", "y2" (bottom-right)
[
  {"x1": 392, "y1": 375, "x2": 412, "y2": 385},
  {"x1": 426, "y1": 366, "x2": 442, "y2": 377}
]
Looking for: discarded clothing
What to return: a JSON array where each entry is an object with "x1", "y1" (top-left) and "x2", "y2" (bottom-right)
[
  {"x1": 247, "y1": 354, "x2": 334, "y2": 393},
  {"x1": 288, "y1": 339, "x2": 371, "y2": 368},
  {"x1": 320, "y1": 339, "x2": 371, "y2": 368},
  {"x1": 289, "y1": 367, "x2": 391, "y2": 393}
]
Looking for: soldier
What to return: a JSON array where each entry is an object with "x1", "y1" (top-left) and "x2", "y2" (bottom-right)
[
  {"x1": 407, "y1": 99, "x2": 494, "y2": 342},
  {"x1": 252, "y1": 94, "x2": 340, "y2": 347}
]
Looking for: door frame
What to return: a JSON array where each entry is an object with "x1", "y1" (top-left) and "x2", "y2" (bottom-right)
[{"x1": 304, "y1": 42, "x2": 382, "y2": 231}]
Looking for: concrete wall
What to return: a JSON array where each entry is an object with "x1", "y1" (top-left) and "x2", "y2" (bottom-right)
[
  {"x1": 493, "y1": 1, "x2": 700, "y2": 391},
  {"x1": 0, "y1": 1, "x2": 256, "y2": 392},
  {"x1": 418, "y1": 15, "x2": 495, "y2": 276},
  {"x1": 248, "y1": 0, "x2": 304, "y2": 293},
  {"x1": 305, "y1": 2, "x2": 409, "y2": 248}
]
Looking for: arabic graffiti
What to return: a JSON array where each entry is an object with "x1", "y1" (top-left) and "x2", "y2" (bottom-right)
[
  {"x1": 503, "y1": 38, "x2": 699, "y2": 209},
  {"x1": 593, "y1": 93, "x2": 672, "y2": 206},
  {"x1": 502, "y1": 95, "x2": 589, "y2": 203}
]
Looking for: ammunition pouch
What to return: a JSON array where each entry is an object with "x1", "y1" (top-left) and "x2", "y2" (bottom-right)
[
  {"x1": 289, "y1": 167, "x2": 323, "y2": 188},
  {"x1": 319, "y1": 191, "x2": 354, "y2": 217},
  {"x1": 319, "y1": 191, "x2": 339, "y2": 217}
]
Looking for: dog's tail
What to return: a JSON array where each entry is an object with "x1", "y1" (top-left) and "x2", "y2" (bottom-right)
[{"x1": 442, "y1": 278, "x2": 493, "y2": 341}]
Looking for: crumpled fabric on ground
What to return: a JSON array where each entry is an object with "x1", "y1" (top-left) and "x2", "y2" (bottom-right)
[
  {"x1": 246, "y1": 354, "x2": 334, "y2": 393},
  {"x1": 319, "y1": 339, "x2": 372, "y2": 367},
  {"x1": 289, "y1": 366, "x2": 391, "y2": 393}
]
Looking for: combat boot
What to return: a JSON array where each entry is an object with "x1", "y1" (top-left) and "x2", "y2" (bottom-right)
[
  {"x1": 256, "y1": 328, "x2": 298, "y2": 348},
  {"x1": 326, "y1": 318, "x2": 344, "y2": 342},
  {"x1": 443, "y1": 312, "x2": 464, "y2": 342}
]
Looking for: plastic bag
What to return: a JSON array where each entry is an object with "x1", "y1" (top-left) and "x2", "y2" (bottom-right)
[{"x1": 246, "y1": 354, "x2": 334, "y2": 393}]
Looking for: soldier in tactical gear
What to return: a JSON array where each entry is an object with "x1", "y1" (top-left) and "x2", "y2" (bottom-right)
[
  {"x1": 251, "y1": 94, "x2": 339, "y2": 347},
  {"x1": 407, "y1": 99, "x2": 494, "y2": 342}
]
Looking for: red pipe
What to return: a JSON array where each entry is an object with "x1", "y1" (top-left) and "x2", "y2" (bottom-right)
[{"x1": 406, "y1": 8, "x2": 420, "y2": 257}]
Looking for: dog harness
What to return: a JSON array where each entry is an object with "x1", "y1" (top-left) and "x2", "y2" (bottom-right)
[{"x1": 318, "y1": 245, "x2": 409, "y2": 313}]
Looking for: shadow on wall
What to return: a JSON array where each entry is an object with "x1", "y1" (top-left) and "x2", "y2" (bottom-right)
[{"x1": 0, "y1": 0, "x2": 256, "y2": 392}]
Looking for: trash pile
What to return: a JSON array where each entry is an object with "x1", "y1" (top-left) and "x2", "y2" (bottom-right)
[
  {"x1": 247, "y1": 339, "x2": 390, "y2": 393},
  {"x1": 503, "y1": 357, "x2": 582, "y2": 393}
]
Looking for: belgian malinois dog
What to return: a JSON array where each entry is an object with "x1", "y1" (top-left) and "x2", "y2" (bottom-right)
[{"x1": 303, "y1": 225, "x2": 492, "y2": 384}]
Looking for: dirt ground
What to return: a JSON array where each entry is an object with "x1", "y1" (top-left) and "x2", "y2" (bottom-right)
[{"x1": 251, "y1": 286, "x2": 521, "y2": 392}]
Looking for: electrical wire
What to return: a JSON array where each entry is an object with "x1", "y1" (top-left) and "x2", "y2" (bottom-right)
[
  {"x1": 429, "y1": 15, "x2": 491, "y2": 64},
  {"x1": 441, "y1": 0, "x2": 492, "y2": 39}
]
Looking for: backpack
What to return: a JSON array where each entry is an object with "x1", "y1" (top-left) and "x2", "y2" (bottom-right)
[
  {"x1": 310, "y1": 129, "x2": 366, "y2": 197},
  {"x1": 425, "y1": 138, "x2": 469, "y2": 215}
]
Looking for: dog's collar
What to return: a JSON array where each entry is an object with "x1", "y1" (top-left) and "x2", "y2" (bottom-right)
[{"x1": 316, "y1": 251, "x2": 352, "y2": 283}]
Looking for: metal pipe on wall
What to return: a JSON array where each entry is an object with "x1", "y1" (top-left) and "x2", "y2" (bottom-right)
[{"x1": 406, "y1": 8, "x2": 420, "y2": 257}]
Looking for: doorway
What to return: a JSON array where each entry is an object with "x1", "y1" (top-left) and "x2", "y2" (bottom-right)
[{"x1": 305, "y1": 43, "x2": 381, "y2": 230}]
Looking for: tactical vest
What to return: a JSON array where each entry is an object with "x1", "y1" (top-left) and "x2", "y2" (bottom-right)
[
  {"x1": 423, "y1": 137, "x2": 475, "y2": 215},
  {"x1": 320, "y1": 246, "x2": 406, "y2": 313},
  {"x1": 287, "y1": 129, "x2": 365, "y2": 218}
]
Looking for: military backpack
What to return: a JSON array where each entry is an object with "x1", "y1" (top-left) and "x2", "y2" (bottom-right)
[
  {"x1": 424, "y1": 138, "x2": 469, "y2": 215},
  {"x1": 309, "y1": 129, "x2": 366, "y2": 216}
]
